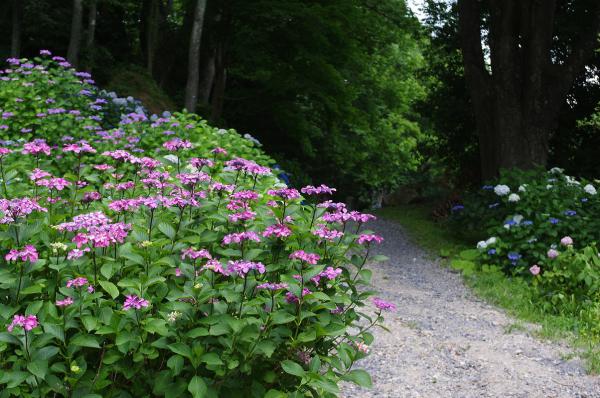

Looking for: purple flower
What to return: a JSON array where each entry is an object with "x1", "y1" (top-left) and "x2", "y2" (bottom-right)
[
  {"x1": 123, "y1": 295, "x2": 149, "y2": 311},
  {"x1": 372, "y1": 297, "x2": 396, "y2": 312}
]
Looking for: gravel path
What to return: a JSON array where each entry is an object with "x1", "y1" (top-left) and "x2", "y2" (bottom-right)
[{"x1": 341, "y1": 218, "x2": 600, "y2": 398}]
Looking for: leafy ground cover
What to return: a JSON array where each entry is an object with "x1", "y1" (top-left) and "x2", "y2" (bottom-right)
[
  {"x1": 0, "y1": 52, "x2": 394, "y2": 397},
  {"x1": 379, "y1": 204, "x2": 600, "y2": 373}
]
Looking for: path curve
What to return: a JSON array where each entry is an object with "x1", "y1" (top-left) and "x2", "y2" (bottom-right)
[{"x1": 341, "y1": 218, "x2": 600, "y2": 398}]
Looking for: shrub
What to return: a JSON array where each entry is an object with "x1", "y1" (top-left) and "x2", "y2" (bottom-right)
[
  {"x1": 0, "y1": 52, "x2": 391, "y2": 397},
  {"x1": 452, "y1": 167, "x2": 600, "y2": 275}
]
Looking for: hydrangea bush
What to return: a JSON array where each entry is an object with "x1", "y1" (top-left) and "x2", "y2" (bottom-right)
[{"x1": 0, "y1": 52, "x2": 392, "y2": 397}]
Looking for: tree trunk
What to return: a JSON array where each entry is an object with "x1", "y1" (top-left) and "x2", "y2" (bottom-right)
[
  {"x1": 67, "y1": 0, "x2": 84, "y2": 67},
  {"x1": 198, "y1": 49, "x2": 216, "y2": 106},
  {"x1": 210, "y1": 42, "x2": 227, "y2": 120},
  {"x1": 86, "y1": 0, "x2": 97, "y2": 49},
  {"x1": 145, "y1": 0, "x2": 160, "y2": 75},
  {"x1": 184, "y1": 0, "x2": 208, "y2": 112},
  {"x1": 10, "y1": 0, "x2": 22, "y2": 58},
  {"x1": 457, "y1": 0, "x2": 600, "y2": 180}
]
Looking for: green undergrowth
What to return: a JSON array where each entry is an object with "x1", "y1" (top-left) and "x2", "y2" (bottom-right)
[{"x1": 377, "y1": 204, "x2": 600, "y2": 373}]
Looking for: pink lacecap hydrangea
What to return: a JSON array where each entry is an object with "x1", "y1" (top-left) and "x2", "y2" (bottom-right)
[
  {"x1": 5, "y1": 245, "x2": 38, "y2": 263},
  {"x1": 289, "y1": 250, "x2": 320, "y2": 265},
  {"x1": 263, "y1": 223, "x2": 292, "y2": 238},
  {"x1": 227, "y1": 260, "x2": 266, "y2": 276},
  {"x1": 372, "y1": 297, "x2": 396, "y2": 312},
  {"x1": 66, "y1": 277, "x2": 89, "y2": 288},
  {"x1": 222, "y1": 231, "x2": 261, "y2": 245},
  {"x1": 123, "y1": 295, "x2": 149, "y2": 311},
  {"x1": 357, "y1": 233, "x2": 384, "y2": 245},
  {"x1": 56, "y1": 297, "x2": 74, "y2": 307},
  {"x1": 181, "y1": 247, "x2": 212, "y2": 261},
  {"x1": 7, "y1": 314, "x2": 38, "y2": 332}
]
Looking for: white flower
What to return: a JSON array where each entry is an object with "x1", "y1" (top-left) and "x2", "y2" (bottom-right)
[
  {"x1": 164, "y1": 154, "x2": 179, "y2": 164},
  {"x1": 518, "y1": 184, "x2": 527, "y2": 192},
  {"x1": 508, "y1": 193, "x2": 520, "y2": 202},
  {"x1": 584, "y1": 184, "x2": 597, "y2": 195},
  {"x1": 477, "y1": 241, "x2": 488, "y2": 249},
  {"x1": 217, "y1": 128, "x2": 227, "y2": 135},
  {"x1": 513, "y1": 214, "x2": 524, "y2": 224},
  {"x1": 565, "y1": 176, "x2": 580, "y2": 186},
  {"x1": 243, "y1": 133, "x2": 262, "y2": 146},
  {"x1": 167, "y1": 311, "x2": 182, "y2": 323},
  {"x1": 549, "y1": 167, "x2": 564, "y2": 174},
  {"x1": 494, "y1": 184, "x2": 510, "y2": 196},
  {"x1": 486, "y1": 237, "x2": 497, "y2": 246},
  {"x1": 546, "y1": 184, "x2": 553, "y2": 190}
]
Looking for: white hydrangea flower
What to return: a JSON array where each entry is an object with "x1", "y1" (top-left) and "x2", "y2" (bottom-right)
[
  {"x1": 549, "y1": 167, "x2": 564, "y2": 174},
  {"x1": 486, "y1": 237, "x2": 497, "y2": 245},
  {"x1": 546, "y1": 184, "x2": 553, "y2": 190},
  {"x1": 243, "y1": 133, "x2": 262, "y2": 146},
  {"x1": 217, "y1": 128, "x2": 227, "y2": 135},
  {"x1": 518, "y1": 184, "x2": 527, "y2": 192},
  {"x1": 494, "y1": 184, "x2": 510, "y2": 196},
  {"x1": 508, "y1": 193, "x2": 520, "y2": 202},
  {"x1": 565, "y1": 175, "x2": 580, "y2": 186},
  {"x1": 584, "y1": 184, "x2": 597, "y2": 195},
  {"x1": 513, "y1": 215, "x2": 523, "y2": 224},
  {"x1": 477, "y1": 241, "x2": 488, "y2": 249}
]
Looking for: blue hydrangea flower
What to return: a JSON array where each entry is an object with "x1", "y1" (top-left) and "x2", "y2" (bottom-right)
[
  {"x1": 487, "y1": 249, "x2": 496, "y2": 255},
  {"x1": 489, "y1": 202, "x2": 500, "y2": 209},
  {"x1": 482, "y1": 185, "x2": 494, "y2": 190},
  {"x1": 549, "y1": 217, "x2": 560, "y2": 224},
  {"x1": 564, "y1": 210, "x2": 577, "y2": 216},
  {"x1": 522, "y1": 220, "x2": 533, "y2": 226},
  {"x1": 451, "y1": 205, "x2": 465, "y2": 212},
  {"x1": 507, "y1": 252, "x2": 521, "y2": 264},
  {"x1": 581, "y1": 198, "x2": 589, "y2": 203}
]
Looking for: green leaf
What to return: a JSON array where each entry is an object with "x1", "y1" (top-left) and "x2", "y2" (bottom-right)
[
  {"x1": 168, "y1": 342, "x2": 192, "y2": 359},
  {"x1": 158, "y1": 223, "x2": 177, "y2": 240},
  {"x1": 27, "y1": 359, "x2": 48, "y2": 379},
  {"x1": 98, "y1": 281, "x2": 119, "y2": 299},
  {"x1": 200, "y1": 352, "x2": 223, "y2": 366},
  {"x1": 167, "y1": 355, "x2": 184, "y2": 376},
  {"x1": 71, "y1": 333, "x2": 101, "y2": 349},
  {"x1": 280, "y1": 360, "x2": 305, "y2": 377},
  {"x1": 271, "y1": 311, "x2": 295, "y2": 325},
  {"x1": 342, "y1": 369, "x2": 372, "y2": 387},
  {"x1": 187, "y1": 376, "x2": 208, "y2": 398}
]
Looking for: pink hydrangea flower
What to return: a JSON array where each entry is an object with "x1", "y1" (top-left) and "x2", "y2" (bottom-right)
[
  {"x1": 227, "y1": 260, "x2": 266, "y2": 276},
  {"x1": 529, "y1": 265, "x2": 541, "y2": 276},
  {"x1": 222, "y1": 231, "x2": 261, "y2": 245},
  {"x1": 123, "y1": 295, "x2": 149, "y2": 311},
  {"x1": 263, "y1": 223, "x2": 292, "y2": 238},
  {"x1": 56, "y1": 297, "x2": 74, "y2": 307},
  {"x1": 181, "y1": 248, "x2": 212, "y2": 261},
  {"x1": 357, "y1": 233, "x2": 384, "y2": 245},
  {"x1": 289, "y1": 250, "x2": 320, "y2": 265},
  {"x1": 560, "y1": 236, "x2": 573, "y2": 246},
  {"x1": 547, "y1": 248, "x2": 559, "y2": 259},
  {"x1": 372, "y1": 297, "x2": 396, "y2": 312},
  {"x1": 66, "y1": 277, "x2": 89, "y2": 288},
  {"x1": 5, "y1": 245, "x2": 38, "y2": 263},
  {"x1": 7, "y1": 314, "x2": 38, "y2": 332}
]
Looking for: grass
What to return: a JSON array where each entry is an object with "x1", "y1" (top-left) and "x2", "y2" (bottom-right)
[{"x1": 377, "y1": 203, "x2": 600, "y2": 373}]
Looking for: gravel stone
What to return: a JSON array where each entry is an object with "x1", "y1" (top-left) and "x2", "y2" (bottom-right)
[{"x1": 340, "y1": 218, "x2": 600, "y2": 398}]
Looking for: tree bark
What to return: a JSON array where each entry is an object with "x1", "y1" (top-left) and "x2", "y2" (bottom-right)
[
  {"x1": 184, "y1": 0, "x2": 208, "y2": 112},
  {"x1": 86, "y1": 0, "x2": 97, "y2": 49},
  {"x1": 144, "y1": 0, "x2": 160, "y2": 75},
  {"x1": 198, "y1": 49, "x2": 216, "y2": 106},
  {"x1": 10, "y1": 0, "x2": 22, "y2": 58},
  {"x1": 67, "y1": 0, "x2": 84, "y2": 67},
  {"x1": 457, "y1": 0, "x2": 600, "y2": 180},
  {"x1": 210, "y1": 42, "x2": 227, "y2": 120}
]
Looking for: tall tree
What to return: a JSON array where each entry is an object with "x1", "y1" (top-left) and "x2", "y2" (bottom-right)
[
  {"x1": 67, "y1": 0, "x2": 84, "y2": 67},
  {"x1": 86, "y1": 0, "x2": 97, "y2": 49},
  {"x1": 184, "y1": 0, "x2": 208, "y2": 112},
  {"x1": 10, "y1": 0, "x2": 22, "y2": 58},
  {"x1": 458, "y1": 0, "x2": 600, "y2": 179},
  {"x1": 142, "y1": 0, "x2": 161, "y2": 75}
]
